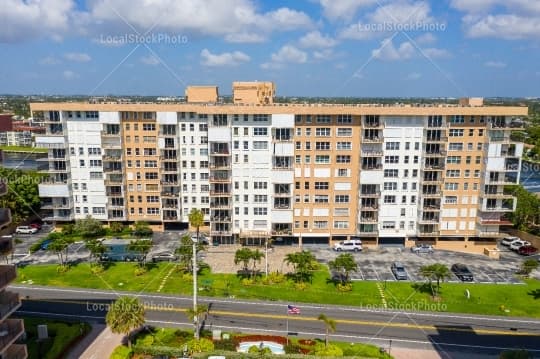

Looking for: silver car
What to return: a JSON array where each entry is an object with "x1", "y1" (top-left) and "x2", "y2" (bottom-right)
[{"x1": 391, "y1": 262, "x2": 408, "y2": 280}]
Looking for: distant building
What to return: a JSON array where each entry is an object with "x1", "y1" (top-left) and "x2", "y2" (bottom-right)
[
  {"x1": 185, "y1": 86, "x2": 219, "y2": 103},
  {"x1": 233, "y1": 81, "x2": 275, "y2": 105},
  {"x1": 0, "y1": 115, "x2": 45, "y2": 147}
]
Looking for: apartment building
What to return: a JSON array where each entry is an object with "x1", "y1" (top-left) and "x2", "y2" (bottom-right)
[
  {"x1": 0, "y1": 184, "x2": 28, "y2": 358},
  {"x1": 31, "y1": 84, "x2": 527, "y2": 250}
]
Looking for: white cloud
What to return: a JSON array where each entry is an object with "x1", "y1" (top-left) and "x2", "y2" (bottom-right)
[
  {"x1": 298, "y1": 31, "x2": 337, "y2": 48},
  {"x1": 140, "y1": 55, "x2": 160, "y2": 66},
  {"x1": 200, "y1": 49, "x2": 250, "y2": 67},
  {"x1": 319, "y1": 0, "x2": 378, "y2": 21},
  {"x1": 0, "y1": 0, "x2": 74, "y2": 42},
  {"x1": 451, "y1": 0, "x2": 540, "y2": 39},
  {"x1": 313, "y1": 49, "x2": 335, "y2": 60},
  {"x1": 369, "y1": 1, "x2": 434, "y2": 26},
  {"x1": 63, "y1": 70, "x2": 78, "y2": 79},
  {"x1": 415, "y1": 33, "x2": 436, "y2": 45},
  {"x1": 406, "y1": 72, "x2": 422, "y2": 80},
  {"x1": 423, "y1": 47, "x2": 451, "y2": 58},
  {"x1": 338, "y1": 23, "x2": 376, "y2": 40},
  {"x1": 271, "y1": 45, "x2": 308, "y2": 64},
  {"x1": 39, "y1": 56, "x2": 61, "y2": 65},
  {"x1": 225, "y1": 33, "x2": 266, "y2": 43},
  {"x1": 372, "y1": 38, "x2": 415, "y2": 61},
  {"x1": 484, "y1": 60, "x2": 507, "y2": 68},
  {"x1": 260, "y1": 62, "x2": 283, "y2": 70},
  {"x1": 64, "y1": 52, "x2": 91, "y2": 62}
]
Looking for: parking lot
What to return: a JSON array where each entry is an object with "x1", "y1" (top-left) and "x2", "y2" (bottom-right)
[{"x1": 311, "y1": 245, "x2": 538, "y2": 284}]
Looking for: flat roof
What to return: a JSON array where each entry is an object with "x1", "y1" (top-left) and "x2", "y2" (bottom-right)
[{"x1": 30, "y1": 102, "x2": 528, "y2": 116}]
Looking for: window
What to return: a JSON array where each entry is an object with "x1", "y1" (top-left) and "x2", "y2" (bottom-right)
[
  {"x1": 304, "y1": 182, "x2": 310, "y2": 190},
  {"x1": 254, "y1": 182, "x2": 267, "y2": 189},
  {"x1": 146, "y1": 196, "x2": 159, "y2": 202},
  {"x1": 144, "y1": 160, "x2": 158, "y2": 168},
  {"x1": 333, "y1": 221, "x2": 349, "y2": 229},
  {"x1": 386, "y1": 142, "x2": 400, "y2": 150},
  {"x1": 449, "y1": 129, "x2": 464, "y2": 137},
  {"x1": 89, "y1": 172, "x2": 102, "y2": 179},
  {"x1": 337, "y1": 168, "x2": 349, "y2": 177},
  {"x1": 314, "y1": 182, "x2": 329, "y2": 190},
  {"x1": 314, "y1": 195, "x2": 329, "y2": 203},
  {"x1": 384, "y1": 195, "x2": 396, "y2": 204},
  {"x1": 253, "y1": 114, "x2": 269, "y2": 122},
  {"x1": 316, "y1": 115, "x2": 331, "y2": 123},
  {"x1": 89, "y1": 159, "x2": 102, "y2": 167},
  {"x1": 92, "y1": 207, "x2": 106, "y2": 215},
  {"x1": 79, "y1": 160, "x2": 85, "y2": 167},
  {"x1": 314, "y1": 221, "x2": 328, "y2": 229},
  {"x1": 254, "y1": 195, "x2": 268, "y2": 203},
  {"x1": 337, "y1": 114, "x2": 352, "y2": 124},
  {"x1": 336, "y1": 155, "x2": 351, "y2": 163},
  {"x1": 254, "y1": 207, "x2": 268, "y2": 215},
  {"x1": 445, "y1": 196, "x2": 458, "y2": 204},
  {"x1": 383, "y1": 222, "x2": 395, "y2": 229},
  {"x1": 305, "y1": 128, "x2": 311, "y2": 136},
  {"x1": 145, "y1": 172, "x2": 158, "y2": 180},
  {"x1": 334, "y1": 208, "x2": 349, "y2": 216},
  {"x1": 450, "y1": 115, "x2": 465, "y2": 124},
  {"x1": 142, "y1": 123, "x2": 155, "y2": 131},
  {"x1": 253, "y1": 141, "x2": 268, "y2": 150},
  {"x1": 315, "y1": 128, "x2": 331, "y2": 137},
  {"x1": 384, "y1": 156, "x2": 399, "y2": 164},
  {"x1": 336, "y1": 128, "x2": 352, "y2": 136},
  {"x1": 334, "y1": 195, "x2": 349, "y2": 203},
  {"x1": 447, "y1": 156, "x2": 461, "y2": 164},
  {"x1": 315, "y1": 155, "x2": 330, "y2": 164},
  {"x1": 384, "y1": 182, "x2": 397, "y2": 191},
  {"x1": 445, "y1": 183, "x2": 459, "y2": 190},
  {"x1": 446, "y1": 170, "x2": 461, "y2": 177},
  {"x1": 384, "y1": 169, "x2": 399, "y2": 177},
  {"x1": 143, "y1": 148, "x2": 156, "y2": 156},
  {"x1": 147, "y1": 208, "x2": 160, "y2": 215},
  {"x1": 253, "y1": 127, "x2": 268, "y2": 136},
  {"x1": 449, "y1": 143, "x2": 463, "y2": 151},
  {"x1": 295, "y1": 128, "x2": 302, "y2": 136},
  {"x1": 315, "y1": 142, "x2": 330, "y2": 150},
  {"x1": 336, "y1": 142, "x2": 352, "y2": 150},
  {"x1": 295, "y1": 141, "x2": 301, "y2": 150}
]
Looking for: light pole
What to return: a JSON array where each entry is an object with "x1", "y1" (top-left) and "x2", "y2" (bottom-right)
[
  {"x1": 192, "y1": 235, "x2": 199, "y2": 339},
  {"x1": 265, "y1": 237, "x2": 269, "y2": 277}
]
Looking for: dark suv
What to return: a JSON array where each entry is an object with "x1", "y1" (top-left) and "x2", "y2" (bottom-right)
[{"x1": 451, "y1": 263, "x2": 474, "y2": 282}]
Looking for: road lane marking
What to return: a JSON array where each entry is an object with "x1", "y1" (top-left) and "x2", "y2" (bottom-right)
[
  {"x1": 12, "y1": 285, "x2": 540, "y2": 324},
  {"x1": 21, "y1": 298, "x2": 540, "y2": 337}
]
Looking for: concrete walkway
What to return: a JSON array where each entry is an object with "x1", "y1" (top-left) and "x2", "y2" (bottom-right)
[
  {"x1": 391, "y1": 348, "x2": 442, "y2": 359},
  {"x1": 66, "y1": 324, "x2": 124, "y2": 359}
]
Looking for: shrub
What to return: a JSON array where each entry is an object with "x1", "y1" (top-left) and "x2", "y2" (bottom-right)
[
  {"x1": 61, "y1": 223, "x2": 75, "y2": 236},
  {"x1": 110, "y1": 345, "x2": 133, "y2": 359},
  {"x1": 248, "y1": 345, "x2": 272, "y2": 355},
  {"x1": 294, "y1": 282, "x2": 308, "y2": 291},
  {"x1": 109, "y1": 222, "x2": 125, "y2": 234},
  {"x1": 284, "y1": 343, "x2": 303, "y2": 354},
  {"x1": 213, "y1": 338, "x2": 236, "y2": 351},
  {"x1": 187, "y1": 338, "x2": 214, "y2": 353},
  {"x1": 268, "y1": 271, "x2": 286, "y2": 284},
  {"x1": 56, "y1": 265, "x2": 70, "y2": 274},
  {"x1": 313, "y1": 342, "x2": 343, "y2": 357},
  {"x1": 90, "y1": 263, "x2": 104, "y2": 275},
  {"x1": 182, "y1": 273, "x2": 193, "y2": 281},
  {"x1": 134, "y1": 267, "x2": 147, "y2": 276},
  {"x1": 336, "y1": 283, "x2": 353, "y2": 292},
  {"x1": 132, "y1": 221, "x2": 153, "y2": 238},
  {"x1": 138, "y1": 335, "x2": 154, "y2": 346},
  {"x1": 241, "y1": 278, "x2": 254, "y2": 286}
]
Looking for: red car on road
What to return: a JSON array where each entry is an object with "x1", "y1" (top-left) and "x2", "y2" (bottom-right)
[{"x1": 518, "y1": 245, "x2": 538, "y2": 256}]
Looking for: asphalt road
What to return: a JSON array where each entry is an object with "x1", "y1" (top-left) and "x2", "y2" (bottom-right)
[{"x1": 11, "y1": 285, "x2": 540, "y2": 358}]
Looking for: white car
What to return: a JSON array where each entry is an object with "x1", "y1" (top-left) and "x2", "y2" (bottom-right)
[
  {"x1": 501, "y1": 236, "x2": 519, "y2": 246},
  {"x1": 509, "y1": 240, "x2": 531, "y2": 251},
  {"x1": 15, "y1": 226, "x2": 38, "y2": 234},
  {"x1": 333, "y1": 240, "x2": 362, "y2": 252}
]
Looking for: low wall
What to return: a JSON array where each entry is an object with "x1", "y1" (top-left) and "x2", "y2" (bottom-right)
[{"x1": 433, "y1": 240, "x2": 498, "y2": 255}]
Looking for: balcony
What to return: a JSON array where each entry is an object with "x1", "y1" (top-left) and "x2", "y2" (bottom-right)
[
  {"x1": 424, "y1": 163, "x2": 444, "y2": 170},
  {"x1": 358, "y1": 228, "x2": 378, "y2": 235},
  {"x1": 481, "y1": 206, "x2": 514, "y2": 213},
  {"x1": 101, "y1": 131, "x2": 120, "y2": 137},
  {"x1": 422, "y1": 191, "x2": 441, "y2": 197},
  {"x1": 483, "y1": 192, "x2": 514, "y2": 200},
  {"x1": 103, "y1": 167, "x2": 122, "y2": 174},
  {"x1": 0, "y1": 266, "x2": 16, "y2": 290},
  {"x1": 361, "y1": 164, "x2": 383, "y2": 171},
  {"x1": 210, "y1": 190, "x2": 230, "y2": 196},
  {"x1": 361, "y1": 150, "x2": 383, "y2": 157},
  {"x1": 360, "y1": 191, "x2": 380, "y2": 197},
  {"x1": 273, "y1": 192, "x2": 291, "y2": 198},
  {"x1": 477, "y1": 217, "x2": 513, "y2": 226},
  {"x1": 424, "y1": 150, "x2": 447, "y2": 157},
  {"x1": 362, "y1": 136, "x2": 383, "y2": 143},
  {"x1": 161, "y1": 167, "x2": 178, "y2": 174},
  {"x1": 418, "y1": 217, "x2": 439, "y2": 224},
  {"x1": 107, "y1": 200, "x2": 125, "y2": 208},
  {"x1": 161, "y1": 192, "x2": 179, "y2": 198},
  {"x1": 423, "y1": 204, "x2": 441, "y2": 211},
  {"x1": 478, "y1": 231, "x2": 505, "y2": 238},
  {"x1": 0, "y1": 291, "x2": 21, "y2": 322},
  {"x1": 273, "y1": 203, "x2": 291, "y2": 210},
  {"x1": 210, "y1": 202, "x2": 231, "y2": 209},
  {"x1": 209, "y1": 162, "x2": 231, "y2": 170},
  {"x1": 272, "y1": 135, "x2": 292, "y2": 142},
  {"x1": 209, "y1": 176, "x2": 231, "y2": 183},
  {"x1": 212, "y1": 216, "x2": 231, "y2": 223},
  {"x1": 163, "y1": 215, "x2": 178, "y2": 221},
  {"x1": 42, "y1": 213, "x2": 74, "y2": 221},
  {"x1": 487, "y1": 177, "x2": 518, "y2": 185},
  {"x1": 360, "y1": 204, "x2": 378, "y2": 211},
  {"x1": 40, "y1": 201, "x2": 73, "y2": 210},
  {"x1": 3, "y1": 344, "x2": 27, "y2": 359},
  {"x1": 0, "y1": 319, "x2": 25, "y2": 353},
  {"x1": 424, "y1": 136, "x2": 448, "y2": 143},
  {"x1": 102, "y1": 139, "x2": 121, "y2": 148},
  {"x1": 359, "y1": 217, "x2": 377, "y2": 223},
  {"x1": 423, "y1": 178, "x2": 442, "y2": 185},
  {"x1": 209, "y1": 149, "x2": 230, "y2": 156},
  {"x1": 363, "y1": 122, "x2": 383, "y2": 129}
]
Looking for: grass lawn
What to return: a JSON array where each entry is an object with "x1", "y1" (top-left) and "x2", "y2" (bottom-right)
[
  {"x1": 16, "y1": 263, "x2": 540, "y2": 317},
  {"x1": 15, "y1": 316, "x2": 91, "y2": 359},
  {"x1": 0, "y1": 145, "x2": 48, "y2": 153}
]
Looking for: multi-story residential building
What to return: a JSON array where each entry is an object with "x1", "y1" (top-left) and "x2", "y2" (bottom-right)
[
  {"x1": 31, "y1": 83, "x2": 528, "y2": 252},
  {"x1": 0, "y1": 184, "x2": 28, "y2": 358}
]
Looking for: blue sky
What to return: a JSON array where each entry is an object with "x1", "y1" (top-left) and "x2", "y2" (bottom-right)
[{"x1": 1, "y1": 0, "x2": 539, "y2": 97}]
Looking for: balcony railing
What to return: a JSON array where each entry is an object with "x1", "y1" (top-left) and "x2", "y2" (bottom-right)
[
  {"x1": 0, "y1": 291, "x2": 21, "y2": 322},
  {"x1": 361, "y1": 164, "x2": 383, "y2": 170},
  {"x1": 209, "y1": 163, "x2": 231, "y2": 170},
  {"x1": 418, "y1": 217, "x2": 439, "y2": 224},
  {"x1": 362, "y1": 137, "x2": 384, "y2": 143},
  {"x1": 361, "y1": 150, "x2": 383, "y2": 157},
  {"x1": 478, "y1": 217, "x2": 513, "y2": 225},
  {"x1": 210, "y1": 190, "x2": 230, "y2": 196},
  {"x1": 209, "y1": 176, "x2": 231, "y2": 183},
  {"x1": 40, "y1": 202, "x2": 73, "y2": 209},
  {"x1": 425, "y1": 136, "x2": 448, "y2": 142},
  {"x1": 273, "y1": 204, "x2": 291, "y2": 210},
  {"x1": 0, "y1": 319, "x2": 24, "y2": 352},
  {"x1": 0, "y1": 209, "x2": 11, "y2": 228},
  {"x1": 161, "y1": 192, "x2": 180, "y2": 198},
  {"x1": 422, "y1": 191, "x2": 441, "y2": 197},
  {"x1": 210, "y1": 202, "x2": 231, "y2": 209},
  {"x1": 3, "y1": 344, "x2": 27, "y2": 359},
  {"x1": 360, "y1": 191, "x2": 381, "y2": 197},
  {"x1": 359, "y1": 217, "x2": 377, "y2": 223},
  {"x1": 360, "y1": 204, "x2": 378, "y2": 210},
  {"x1": 212, "y1": 216, "x2": 231, "y2": 222},
  {"x1": 0, "y1": 266, "x2": 16, "y2": 290},
  {"x1": 210, "y1": 230, "x2": 232, "y2": 236}
]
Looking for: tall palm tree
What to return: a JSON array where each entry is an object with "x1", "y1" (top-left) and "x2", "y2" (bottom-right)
[
  {"x1": 189, "y1": 208, "x2": 205, "y2": 244},
  {"x1": 317, "y1": 313, "x2": 336, "y2": 348},
  {"x1": 186, "y1": 304, "x2": 209, "y2": 339},
  {"x1": 106, "y1": 296, "x2": 145, "y2": 348},
  {"x1": 188, "y1": 208, "x2": 204, "y2": 340},
  {"x1": 250, "y1": 249, "x2": 264, "y2": 278},
  {"x1": 419, "y1": 263, "x2": 451, "y2": 297},
  {"x1": 328, "y1": 253, "x2": 358, "y2": 284}
]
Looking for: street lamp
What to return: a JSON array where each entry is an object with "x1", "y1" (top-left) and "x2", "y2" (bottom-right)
[{"x1": 191, "y1": 235, "x2": 199, "y2": 340}]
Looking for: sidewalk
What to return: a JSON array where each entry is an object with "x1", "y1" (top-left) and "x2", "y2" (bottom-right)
[
  {"x1": 66, "y1": 324, "x2": 124, "y2": 359},
  {"x1": 390, "y1": 348, "x2": 442, "y2": 359}
]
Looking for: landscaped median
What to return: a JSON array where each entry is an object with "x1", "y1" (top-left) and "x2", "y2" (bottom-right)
[{"x1": 15, "y1": 262, "x2": 540, "y2": 317}]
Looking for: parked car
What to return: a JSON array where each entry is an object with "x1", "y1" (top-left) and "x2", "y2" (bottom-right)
[
  {"x1": 451, "y1": 263, "x2": 474, "y2": 282},
  {"x1": 151, "y1": 251, "x2": 178, "y2": 262},
  {"x1": 501, "y1": 236, "x2": 519, "y2": 246},
  {"x1": 411, "y1": 244, "x2": 434, "y2": 254},
  {"x1": 40, "y1": 239, "x2": 53, "y2": 250},
  {"x1": 333, "y1": 239, "x2": 362, "y2": 252},
  {"x1": 391, "y1": 262, "x2": 408, "y2": 280},
  {"x1": 29, "y1": 222, "x2": 42, "y2": 231},
  {"x1": 509, "y1": 240, "x2": 531, "y2": 251},
  {"x1": 15, "y1": 226, "x2": 38, "y2": 234},
  {"x1": 518, "y1": 245, "x2": 538, "y2": 256}
]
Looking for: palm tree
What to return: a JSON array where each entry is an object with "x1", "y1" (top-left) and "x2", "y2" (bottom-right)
[
  {"x1": 317, "y1": 313, "x2": 336, "y2": 348},
  {"x1": 234, "y1": 248, "x2": 253, "y2": 272},
  {"x1": 189, "y1": 208, "x2": 205, "y2": 244},
  {"x1": 328, "y1": 253, "x2": 358, "y2": 284},
  {"x1": 186, "y1": 304, "x2": 209, "y2": 339},
  {"x1": 250, "y1": 249, "x2": 264, "y2": 278},
  {"x1": 105, "y1": 296, "x2": 145, "y2": 348},
  {"x1": 284, "y1": 251, "x2": 317, "y2": 283},
  {"x1": 419, "y1": 263, "x2": 451, "y2": 297}
]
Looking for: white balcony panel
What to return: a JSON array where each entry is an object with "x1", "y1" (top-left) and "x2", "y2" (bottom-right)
[
  {"x1": 99, "y1": 112, "x2": 120, "y2": 124},
  {"x1": 274, "y1": 143, "x2": 294, "y2": 156},
  {"x1": 39, "y1": 184, "x2": 70, "y2": 197},
  {"x1": 360, "y1": 170, "x2": 383, "y2": 183},
  {"x1": 157, "y1": 112, "x2": 177, "y2": 124},
  {"x1": 271, "y1": 210, "x2": 293, "y2": 223},
  {"x1": 208, "y1": 127, "x2": 231, "y2": 141},
  {"x1": 486, "y1": 157, "x2": 505, "y2": 171},
  {"x1": 313, "y1": 208, "x2": 329, "y2": 217},
  {"x1": 35, "y1": 136, "x2": 65, "y2": 144},
  {"x1": 272, "y1": 170, "x2": 294, "y2": 183},
  {"x1": 334, "y1": 182, "x2": 351, "y2": 191},
  {"x1": 313, "y1": 168, "x2": 330, "y2": 177},
  {"x1": 271, "y1": 114, "x2": 294, "y2": 127}
]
